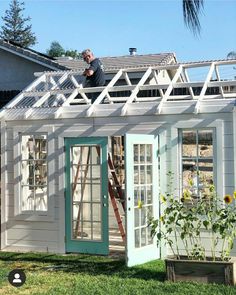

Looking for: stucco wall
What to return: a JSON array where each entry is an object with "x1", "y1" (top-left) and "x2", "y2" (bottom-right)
[{"x1": 0, "y1": 49, "x2": 51, "y2": 91}]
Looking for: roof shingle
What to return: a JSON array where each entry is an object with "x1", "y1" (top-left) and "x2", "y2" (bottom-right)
[
  {"x1": 56, "y1": 53, "x2": 177, "y2": 72},
  {"x1": 0, "y1": 39, "x2": 176, "y2": 72}
]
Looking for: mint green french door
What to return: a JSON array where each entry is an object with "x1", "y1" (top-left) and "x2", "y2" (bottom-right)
[
  {"x1": 65, "y1": 137, "x2": 109, "y2": 255},
  {"x1": 125, "y1": 134, "x2": 159, "y2": 266}
]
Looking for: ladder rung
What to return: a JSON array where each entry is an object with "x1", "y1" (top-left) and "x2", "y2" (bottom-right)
[{"x1": 108, "y1": 177, "x2": 125, "y2": 242}]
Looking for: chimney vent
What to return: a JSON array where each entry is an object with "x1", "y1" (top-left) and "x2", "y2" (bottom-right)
[{"x1": 129, "y1": 48, "x2": 137, "y2": 56}]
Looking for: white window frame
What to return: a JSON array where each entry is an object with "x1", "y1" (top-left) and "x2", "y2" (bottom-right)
[
  {"x1": 168, "y1": 120, "x2": 224, "y2": 201},
  {"x1": 20, "y1": 134, "x2": 48, "y2": 212},
  {"x1": 179, "y1": 128, "x2": 216, "y2": 199},
  {"x1": 13, "y1": 127, "x2": 55, "y2": 221}
]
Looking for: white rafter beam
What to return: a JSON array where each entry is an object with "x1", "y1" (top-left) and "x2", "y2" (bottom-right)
[
  {"x1": 51, "y1": 93, "x2": 67, "y2": 107},
  {"x1": 156, "y1": 65, "x2": 183, "y2": 114},
  {"x1": 152, "y1": 69, "x2": 164, "y2": 99},
  {"x1": 31, "y1": 72, "x2": 69, "y2": 107},
  {"x1": 24, "y1": 72, "x2": 70, "y2": 118},
  {"x1": 121, "y1": 67, "x2": 152, "y2": 115},
  {"x1": 60, "y1": 77, "x2": 90, "y2": 108},
  {"x1": 22, "y1": 89, "x2": 74, "y2": 96},
  {"x1": 152, "y1": 69, "x2": 159, "y2": 84},
  {"x1": 86, "y1": 69, "x2": 123, "y2": 116},
  {"x1": 194, "y1": 62, "x2": 215, "y2": 114},
  {"x1": 181, "y1": 67, "x2": 195, "y2": 100},
  {"x1": 4, "y1": 59, "x2": 236, "y2": 120},
  {"x1": 5, "y1": 74, "x2": 46, "y2": 109},
  {"x1": 69, "y1": 74, "x2": 80, "y2": 87},
  {"x1": 48, "y1": 75, "x2": 57, "y2": 88},
  {"x1": 63, "y1": 89, "x2": 83, "y2": 106},
  {"x1": 215, "y1": 65, "x2": 224, "y2": 97},
  {"x1": 123, "y1": 71, "x2": 132, "y2": 86},
  {"x1": 55, "y1": 88, "x2": 81, "y2": 118}
]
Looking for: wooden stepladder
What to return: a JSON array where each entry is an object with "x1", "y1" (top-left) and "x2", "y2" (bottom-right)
[
  {"x1": 72, "y1": 145, "x2": 125, "y2": 243},
  {"x1": 108, "y1": 153, "x2": 126, "y2": 243}
]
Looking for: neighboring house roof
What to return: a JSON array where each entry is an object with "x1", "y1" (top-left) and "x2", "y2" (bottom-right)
[
  {"x1": 55, "y1": 53, "x2": 177, "y2": 72},
  {"x1": 0, "y1": 39, "x2": 67, "y2": 71},
  {"x1": 0, "y1": 39, "x2": 176, "y2": 72}
]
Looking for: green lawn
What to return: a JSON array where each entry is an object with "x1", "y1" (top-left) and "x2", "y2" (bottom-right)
[{"x1": 0, "y1": 252, "x2": 236, "y2": 295}]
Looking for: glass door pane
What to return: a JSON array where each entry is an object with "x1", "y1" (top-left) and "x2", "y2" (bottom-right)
[
  {"x1": 133, "y1": 144, "x2": 153, "y2": 248},
  {"x1": 125, "y1": 134, "x2": 159, "y2": 267},
  {"x1": 65, "y1": 137, "x2": 108, "y2": 255},
  {"x1": 71, "y1": 146, "x2": 102, "y2": 241}
]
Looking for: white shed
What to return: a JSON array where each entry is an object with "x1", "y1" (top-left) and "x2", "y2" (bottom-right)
[{"x1": 1, "y1": 59, "x2": 236, "y2": 267}]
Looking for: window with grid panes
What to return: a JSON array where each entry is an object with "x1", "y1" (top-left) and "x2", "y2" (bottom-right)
[
  {"x1": 134, "y1": 144, "x2": 153, "y2": 248},
  {"x1": 181, "y1": 129, "x2": 214, "y2": 201},
  {"x1": 21, "y1": 135, "x2": 48, "y2": 211}
]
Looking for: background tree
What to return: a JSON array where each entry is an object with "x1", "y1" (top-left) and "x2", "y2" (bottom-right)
[
  {"x1": 64, "y1": 49, "x2": 82, "y2": 59},
  {"x1": 0, "y1": 0, "x2": 36, "y2": 47},
  {"x1": 46, "y1": 41, "x2": 65, "y2": 57},
  {"x1": 46, "y1": 41, "x2": 82, "y2": 59}
]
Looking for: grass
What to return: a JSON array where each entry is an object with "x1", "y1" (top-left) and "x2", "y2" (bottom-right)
[{"x1": 0, "y1": 252, "x2": 236, "y2": 294}]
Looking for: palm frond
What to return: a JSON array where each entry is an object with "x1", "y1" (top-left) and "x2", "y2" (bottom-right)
[{"x1": 183, "y1": 0, "x2": 204, "y2": 35}]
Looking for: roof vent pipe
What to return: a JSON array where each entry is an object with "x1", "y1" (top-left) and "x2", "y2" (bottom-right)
[{"x1": 129, "y1": 48, "x2": 137, "y2": 56}]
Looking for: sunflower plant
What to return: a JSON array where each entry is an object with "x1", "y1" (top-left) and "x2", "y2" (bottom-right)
[{"x1": 149, "y1": 172, "x2": 236, "y2": 261}]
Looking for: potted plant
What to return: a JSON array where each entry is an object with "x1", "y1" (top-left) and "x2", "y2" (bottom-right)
[{"x1": 149, "y1": 172, "x2": 236, "y2": 285}]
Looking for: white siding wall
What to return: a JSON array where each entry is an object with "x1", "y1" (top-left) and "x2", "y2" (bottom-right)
[
  {"x1": 1, "y1": 111, "x2": 235, "y2": 255},
  {"x1": 224, "y1": 120, "x2": 235, "y2": 193},
  {"x1": 1, "y1": 124, "x2": 59, "y2": 253},
  {"x1": 164, "y1": 114, "x2": 236, "y2": 257}
]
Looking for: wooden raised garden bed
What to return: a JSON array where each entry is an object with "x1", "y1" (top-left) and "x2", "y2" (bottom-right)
[{"x1": 165, "y1": 257, "x2": 236, "y2": 285}]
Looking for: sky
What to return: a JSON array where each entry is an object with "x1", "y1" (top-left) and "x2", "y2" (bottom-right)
[{"x1": 0, "y1": 0, "x2": 236, "y2": 63}]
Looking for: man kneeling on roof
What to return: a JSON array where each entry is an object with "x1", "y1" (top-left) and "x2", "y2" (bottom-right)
[{"x1": 82, "y1": 49, "x2": 106, "y2": 103}]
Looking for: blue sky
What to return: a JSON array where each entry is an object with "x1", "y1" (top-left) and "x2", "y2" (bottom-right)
[{"x1": 0, "y1": 0, "x2": 236, "y2": 62}]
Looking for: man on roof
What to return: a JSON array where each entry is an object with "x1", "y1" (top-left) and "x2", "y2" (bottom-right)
[
  {"x1": 82, "y1": 49, "x2": 105, "y2": 87},
  {"x1": 82, "y1": 49, "x2": 105, "y2": 103}
]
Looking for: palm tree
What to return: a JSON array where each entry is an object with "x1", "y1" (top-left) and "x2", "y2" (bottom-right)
[
  {"x1": 183, "y1": 2, "x2": 235, "y2": 58},
  {"x1": 183, "y1": 0, "x2": 204, "y2": 35},
  {"x1": 227, "y1": 51, "x2": 236, "y2": 59}
]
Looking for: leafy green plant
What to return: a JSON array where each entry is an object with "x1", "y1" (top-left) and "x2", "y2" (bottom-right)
[{"x1": 149, "y1": 172, "x2": 236, "y2": 261}]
